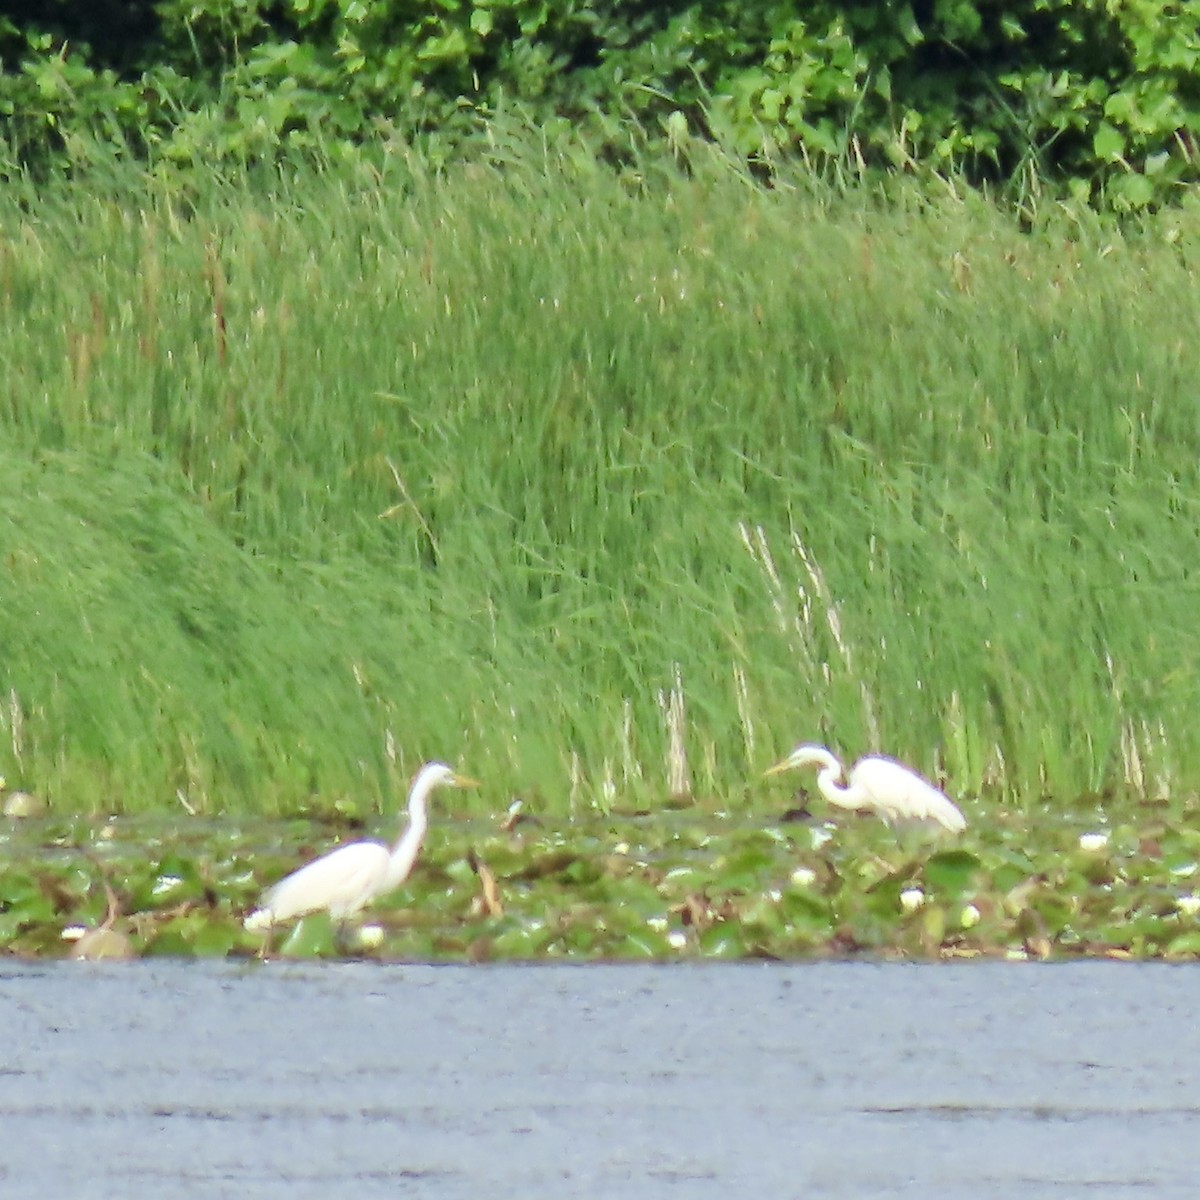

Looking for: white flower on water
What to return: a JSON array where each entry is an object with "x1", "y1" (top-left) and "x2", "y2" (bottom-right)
[
  {"x1": 899, "y1": 887, "x2": 925, "y2": 913},
  {"x1": 790, "y1": 866, "x2": 817, "y2": 888},
  {"x1": 1078, "y1": 832, "x2": 1110, "y2": 852}
]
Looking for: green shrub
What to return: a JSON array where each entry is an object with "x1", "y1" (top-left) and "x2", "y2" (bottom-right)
[{"x1": 1, "y1": 3, "x2": 1197, "y2": 204}]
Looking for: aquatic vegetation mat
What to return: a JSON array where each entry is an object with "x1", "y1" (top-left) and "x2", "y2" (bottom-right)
[{"x1": 4, "y1": 790, "x2": 1199, "y2": 961}]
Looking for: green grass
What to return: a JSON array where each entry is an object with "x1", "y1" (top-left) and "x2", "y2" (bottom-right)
[{"x1": 2, "y1": 128, "x2": 1200, "y2": 827}]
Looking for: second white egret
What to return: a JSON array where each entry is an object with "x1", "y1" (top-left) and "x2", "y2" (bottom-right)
[{"x1": 765, "y1": 743, "x2": 966, "y2": 833}]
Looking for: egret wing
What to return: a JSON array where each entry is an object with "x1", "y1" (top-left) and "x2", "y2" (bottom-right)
[{"x1": 853, "y1": 756, "x2": 966, "y2": 832}]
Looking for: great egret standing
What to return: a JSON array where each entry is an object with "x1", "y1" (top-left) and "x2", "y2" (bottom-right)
[
  {"x1": 244, "y1": 761, "x2": 479, "y2": 936},
  {"x1": 765, "y1": 743, "x2": 966, "y2": 833}
]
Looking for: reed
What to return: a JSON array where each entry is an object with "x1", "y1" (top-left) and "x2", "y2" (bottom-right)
[{"x1": 1, "y1": 130, "x2": 1197, "y2": 816}]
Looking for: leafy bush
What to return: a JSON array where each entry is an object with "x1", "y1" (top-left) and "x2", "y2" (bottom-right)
[{"x1": 1, "y1": 1, "x2": 1197, "y2": 204}]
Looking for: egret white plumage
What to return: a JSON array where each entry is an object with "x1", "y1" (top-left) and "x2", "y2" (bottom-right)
[
  {"x1": 244, "y1": 761, "x2": 478, "y2": 934},
  {"x1": 765, "y1": 743, "x2": 966, "y2": 833}
]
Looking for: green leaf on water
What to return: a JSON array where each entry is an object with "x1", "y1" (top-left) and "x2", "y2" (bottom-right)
[
  {"x1": 1165, "y1": 930, "x2": 1200, "y2": 957},
  {"x1": 279, "y1": 913, "x2": 337, "y2": 957},
  {"x1": 697, "y1": 923, "x2": 745, "y2": 959},
  {"x1": 487, "y1": 919, "x2": 551, "y2": 958},
  {"x1": 779, "y1": 889, "x2": 834, "y2": 936},
  {"x1": 611, "y1": 928, "x2": 672, "y2": 959},
  {"x1": 924, "y1": 850, "x2": 983, "y2": 895},
  {"x1": 190, "y1": 922, "x2": 241, "y2": 957}
]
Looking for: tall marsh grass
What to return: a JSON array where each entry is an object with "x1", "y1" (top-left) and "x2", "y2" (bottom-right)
[{"x1": 2, "y1": 130, "x2": 1199, "y2": 816}]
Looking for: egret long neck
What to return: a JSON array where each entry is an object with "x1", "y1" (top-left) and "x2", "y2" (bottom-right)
[
  {"x1": 817, "y1": 761, "x2": 859, "y2": 809},
  {"x1": 382, "y1": 794, "x2": 430, "y2": 892}
]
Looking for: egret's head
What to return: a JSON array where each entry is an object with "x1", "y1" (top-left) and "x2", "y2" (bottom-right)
[
  {"x1": 405, "y1": 762, "x2": 480, "y2": 820},
  {"x1": 764, "y1": 743, "x2": 837, "y2": 778},
  {"x1": 415, "y1": 761, "x2": 480, "y2": 791}
]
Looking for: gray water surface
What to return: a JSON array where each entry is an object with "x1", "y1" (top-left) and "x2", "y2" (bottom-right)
[{"x1": 1, "y1": 961, "x2": 1195, "y2": 1199}]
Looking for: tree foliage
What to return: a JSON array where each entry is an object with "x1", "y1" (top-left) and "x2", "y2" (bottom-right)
[{"x1": 1, "y1": 0, "x2": 1197, "y2": 205}]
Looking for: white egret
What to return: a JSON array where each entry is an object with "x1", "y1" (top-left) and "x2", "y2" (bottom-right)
[
  {"x1": 244, "y1": 761, "x2": 479, "y2": 935},
  {"x1": 765, "y1": 743, "x2": 966, "y2": 833}
]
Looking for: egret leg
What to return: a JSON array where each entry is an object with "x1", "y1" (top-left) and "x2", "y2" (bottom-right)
[
  {"x1": 255, "y1": 925, "x2": 275, "y2": 961},
  {"x1": 333, "y1": 919, "x2": 357, "y2": 957}
]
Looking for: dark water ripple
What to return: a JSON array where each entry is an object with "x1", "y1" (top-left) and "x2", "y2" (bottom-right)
[{"x1": 0, "y1": 960, "x2": 1195, "y2": 1199}]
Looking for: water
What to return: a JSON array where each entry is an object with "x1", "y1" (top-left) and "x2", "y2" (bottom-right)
[{"x1": 1, "y1": 960, "x2": 1195, "y2": 1199}]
